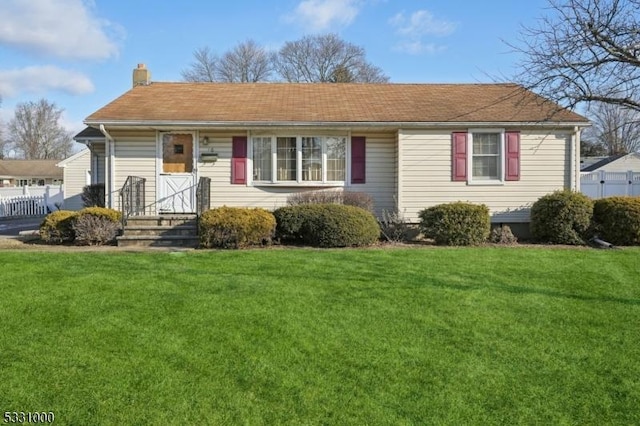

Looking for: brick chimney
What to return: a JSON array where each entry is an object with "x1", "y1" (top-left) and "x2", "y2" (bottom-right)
[{"x1": 132, "y1": 63, "x2": 151, "y2": 87}]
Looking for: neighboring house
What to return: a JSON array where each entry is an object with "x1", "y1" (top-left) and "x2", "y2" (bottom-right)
[
  {"x1": 580, "y1": 152, "x2": 640, "y2": 199},
  {"x1": 56, "y1": 149, "x2": 92, "y2": 211},
  {"x1": 75, "y1": 64, "x2": 589, "y2": 233},
  {"x1": 0, "y1": 159, "x2": 64, "y2": 187},
  {"x1": 580, "y1": 152, "x2": 640, "y2": 173}
]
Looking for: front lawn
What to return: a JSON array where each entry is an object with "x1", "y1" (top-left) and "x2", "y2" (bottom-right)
[{"x1": 1, "y1": 247, "x2": 639, "y2": 424}]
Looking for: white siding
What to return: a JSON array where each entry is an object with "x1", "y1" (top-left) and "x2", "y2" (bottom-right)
[
  {"x1": 112, "y1": 131, "x2": 157, "y2": 212},
  {"x1": 61, "y1": 149, "x2": 90, "y2": 211},
  {"x1": 348, "y1": 132, "x2": 396, "y2": 215},
  {"x1": 398, "y1": 129, "x2": 574, "y2": 223}
]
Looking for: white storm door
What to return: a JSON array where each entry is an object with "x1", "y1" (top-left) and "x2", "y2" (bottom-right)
[{"x1": 158, "y1": 133, "x2": 196, "y2": 213}]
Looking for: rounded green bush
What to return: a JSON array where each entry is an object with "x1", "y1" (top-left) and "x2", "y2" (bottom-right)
[
  {"x1": 592, "y1": 196, "x2": 640, "y2": 245},
  {"x1": 530, "y1": 190, "x2": 593, "y2": 245},
  {"x1": 418, "y1": 202, "x2": 490, "y2": 246},
  {"x1": 199, "y1": 206, "x2": 276, "y2": 249},
  {"x1": 274, "y1": 204, "x2": 380, "y2": 247},
  {"x1": 39, "y1": 210, "x2": 78, "y2": 244}
]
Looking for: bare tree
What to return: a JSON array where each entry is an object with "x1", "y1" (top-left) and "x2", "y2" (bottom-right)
[
  {"x1": 181, "y1": 46, "x2": 219, "y2": 82},
  {"x1": 181, "y1": 41, "x2": 272, "y2": 83},
  {"x1": 511, "y1": 0, "x2": 640, "y2": 112},
  {"x1": 7, "y1": 99, "x2": 73, "y2": 160},
  {"x1": 0, "y1": 96, "x2": 4, "y2": 159},
  {"x1": 583, "y1": 102, "x2": 640, "y2": 154},
  {"x1": 217, "y1": 40, "x2": 273, "y2": 82},
  {"x1": 274, "y1": 33, "x2": 389, "y2": 83}
]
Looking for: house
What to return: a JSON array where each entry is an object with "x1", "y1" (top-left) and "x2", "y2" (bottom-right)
[
  {"x1": 75, "y1": 64, "x2": 589, "y2": 236},
  {"x1": 580, "y1": 152, "x2": 640, "y2": 199},
  {"x1": 0, "y1": 159, "x2": 63, "y2": 187},
  {"x1": 580, "y1": 152, "x2": 640, "y2": 173},
  {"x1": 56, "y1": 149, "x2": 92, "y2": 211}
]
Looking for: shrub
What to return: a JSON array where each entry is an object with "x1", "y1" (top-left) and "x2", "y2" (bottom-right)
[
  {"x1": 199, "y1": 206, "x2": 276, "y2": 249},
  {"x1": 287, "y1": 190, "x2": 374, "y2": 213},
  {"x1": 39, "y1": 210, "x2": 77, "y2": 244},
  {"x1": 273, "y1": 205, "x2": 308, "y2": 243},
  {"x1": 78, "y1": 206, "x2": 122, "y2": 223},
  {"x1": 73, "y1": 215, "x2": 121, "y2": 246},
  {"x1": 82, "y1": 183, "x2": 106, "y2": 207},
  {"x1": 287, "y1": 190, "x2": 342, "y2": 206},
  {"x1": 592, "y1": 196, "x2": 640, "y2": 246},
  {"x1": 490, "y1": 224, "x2": 518, "y2": 245},
  {"x1": 72, "y1": 207, "x2": 122, "y2": 246},
  {"x1": 379, "y1": 208, "x2": 412, "y2": 243},
  {"x1": 343, "y1": 191, "x2": 375, "y2": 213},
  {"x1": 418, "y1": 202, "x2": 490, "y2": 246},
  {"x1": 274, "y1": 204, "x2": 380, "y2": 247},
  {"x1": 530, "y1": 190, "x2": 593, "y2": 245}
]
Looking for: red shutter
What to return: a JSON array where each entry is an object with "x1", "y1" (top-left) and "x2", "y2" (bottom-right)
[
  {"x1": 505, "y1": 131, "x2": 520, "y2": 181},
  {"x1": 231, "y1": 136, "x2": 247, "y2": 184},
  {"x1": 351, "y1": 136, "x2": 366, "y2": 184},
  {"x1": 452, "y1": 132, "x2": 468, "y2": 181}
]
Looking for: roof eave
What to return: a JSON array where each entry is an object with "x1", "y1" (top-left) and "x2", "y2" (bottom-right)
[{"x1": 85, "y1": 119, "x2": 590, "y2": 129}]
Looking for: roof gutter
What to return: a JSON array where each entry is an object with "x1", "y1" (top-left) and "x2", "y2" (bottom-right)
[
  {"x1": 99, "y1": 124, "x2": 114, "y2": 141},
  {"x1": 85, "y1": 120, "x2": 591, "y2": 129}
]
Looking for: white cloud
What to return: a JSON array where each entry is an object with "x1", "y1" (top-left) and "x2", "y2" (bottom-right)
[
  {"x1": 390, "y1": 10, "x2": 456, "y2": 55},
  {"x1": 393, "y1": 41, "x2": 446, "y2": 55},
  {"x1": 0, "y1": 0, "x2": 122, "y2": 60},
  {"x1": 285, "y1": 0, "x2": 362, "y2": 31},
  {"x1": 0, "y1": 66, "x2": 94, "y2": 97}
]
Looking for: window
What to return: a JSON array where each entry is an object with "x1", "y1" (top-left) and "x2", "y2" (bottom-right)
[
  {"x1": 252, "y1": 137, "x2": 272, "y2": 181},
  {"x1": 277, "y1": 137, "x2": 297, "y2": 181},
  {"x1": 471, "y1": 132, "x2": 501, "y2": 180},
  {"x1": 251, "y1": 135, "x2": 346, "y2": 183},
  {"x1": 451, "y1": 130, "x2": 520, "y2": 183}
]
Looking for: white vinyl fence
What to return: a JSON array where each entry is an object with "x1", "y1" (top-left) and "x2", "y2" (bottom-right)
[
  {"x1": 0, "y1": 185, "x2": 64, "y2": 218},
  {"x1": 581, "y1": 171, "x2": 640, "y2": 199}
]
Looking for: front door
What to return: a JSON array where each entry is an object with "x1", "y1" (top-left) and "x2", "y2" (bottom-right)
[{"x1": 158, "y1": 133, "x2": 196, "y2": 213}]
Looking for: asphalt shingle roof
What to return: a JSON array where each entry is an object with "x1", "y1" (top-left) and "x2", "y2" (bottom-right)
[
  {"x1": 0, "y1": 160, "x2": 63, "y2": 179},
  {"x1": 85, "y1": 82, "x2": 588, "y2": 125}
]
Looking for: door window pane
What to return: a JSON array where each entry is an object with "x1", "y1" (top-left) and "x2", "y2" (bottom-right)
[{"x1": 163, "y1": 134, "x2": 193, "y2": 173}]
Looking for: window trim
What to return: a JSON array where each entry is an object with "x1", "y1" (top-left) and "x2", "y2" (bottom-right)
[
  {"x1": 467, "y1": 128, "x2": 505, "y2": 185},
  {"x1": 249, "y1": 134, "x2": 347, "y2": 186}
]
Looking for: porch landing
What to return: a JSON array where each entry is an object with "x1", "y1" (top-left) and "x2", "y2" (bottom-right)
[{"x1": 117, "y1": 214, "x2": 199, "y2": 248}]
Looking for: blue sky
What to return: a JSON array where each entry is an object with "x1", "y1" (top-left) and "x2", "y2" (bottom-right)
[{"x1": 0, "y1": 0, "x2": 550, "y2": 139}]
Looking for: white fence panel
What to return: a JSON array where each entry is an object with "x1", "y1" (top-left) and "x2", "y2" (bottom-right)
[
  {"x1": 0, "y1": 185, "x2": 63, "y2": 198},
  {"x1": 0, "y1": 195, "x2": 47, "y2": 217},
  {"x1": 0, "y1": 185, "x2": 64, "y2": 218},
  {"x1": 581, "y1": 171, "x2": 640, "y2": 198}
]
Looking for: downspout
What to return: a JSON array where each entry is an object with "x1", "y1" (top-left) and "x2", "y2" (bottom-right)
[
  {"x1": 573, "y1": 126, "x2": 581, "y2": 192},
  {"x1": 98, "y1": 124, "x2": 115, "y2": 208}
]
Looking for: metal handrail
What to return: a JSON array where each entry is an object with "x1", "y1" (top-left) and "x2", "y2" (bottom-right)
[
  {"x1": 196, "y1": 176, "x2": 211, "y2": 217},
  {"x1": 120, "y1": 176, "x2": 146, "y2": 226}
]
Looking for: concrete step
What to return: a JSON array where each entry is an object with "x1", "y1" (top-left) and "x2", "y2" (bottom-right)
[
  {"x1": 125, "y1": 215, "x2": 197, "y2": 227},
  {"x1": 117, "y1": 235, "x2": 199, "y2": 248},
  {"x1": 123, "y1": 224, "x2": 197, "y2": 237}
]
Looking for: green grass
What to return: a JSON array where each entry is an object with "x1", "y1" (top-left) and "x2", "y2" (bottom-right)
[{"x1": 1, "y1": 247, "x2": 639, "y2": 425}]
